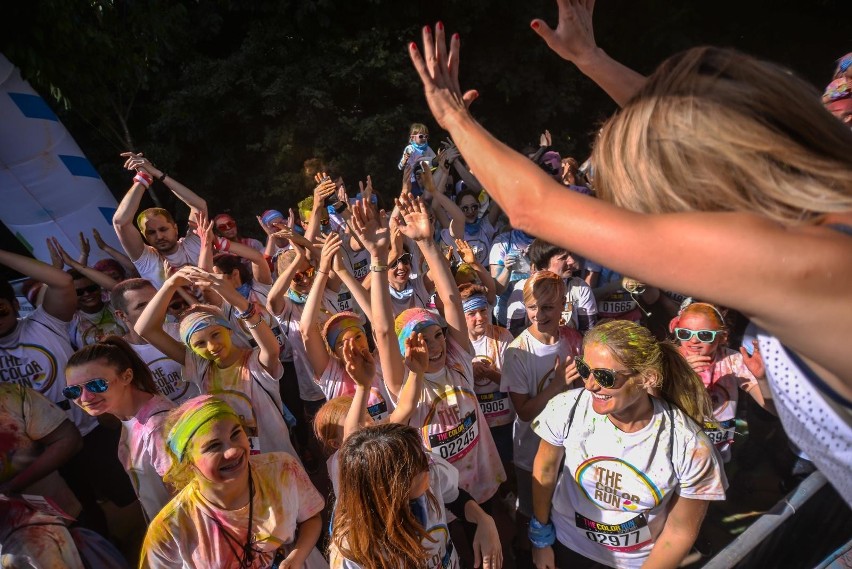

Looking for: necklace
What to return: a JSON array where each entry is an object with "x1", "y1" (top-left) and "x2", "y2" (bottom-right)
[{"x1": 210, "y1": 467, "x2": 258, "y2": 568}]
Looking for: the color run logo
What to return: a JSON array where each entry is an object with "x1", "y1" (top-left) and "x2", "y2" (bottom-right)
[{"x1": 575, "y1": 457, "x2": 662, "y2": 512}]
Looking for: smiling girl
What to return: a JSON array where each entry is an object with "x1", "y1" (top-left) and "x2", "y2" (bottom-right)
[
  {"x1": 141, "y1": 396, "x2": 326, "y2": 568},
  {"x1": 530, "y1": 320, "x2": 724, "y2": 569},
  {"x1": 65, "y1": 336, "x2": 174, "y2": 522},
  {"x1": 135, "y1": 266, "x2": 297, "y2": 461}
]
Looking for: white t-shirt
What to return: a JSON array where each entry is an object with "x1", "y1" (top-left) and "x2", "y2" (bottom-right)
[
  {"x1": 756, "y1": 329, "x2": 852, "y2": 506},
  {"x1": 471, "y1": 326, "x2": 516, "y2": 429},
  {"x1": 337, "y1": 232, "x2": 371, "y2": 282},
  {"x1": 130, "y1": 335, "x2": 199, "y2": 406},
  {"x1": 133, "y1": 235, "x2": 202, "y2": 289},
  {"x1": 0, "y1": 307, "x2": 97, "y2": 436},
  {"x1": 222, "y1": 282, "x2": 288, "y2": 358},
  {"x1": 500, "y1": 327, "x2": 583, "y2": 471},
  {"x1": 68, "y1": 305, "x2": 127, "y2": 349},
  {"x1": 273, "y1": 294, "x2": 340, "y2": 402},
  {"x1": 0, "y1": 383, "x2": 82, "y2": 517},
  {"x1": 533, "y1": 390, "x2": 727, "y2": 569},
  {"x1": 507, "y1": 276, "x2": 597, "y2": 334},
  {"x1": 318, "y1": 357, "x2": 391, "y2": 422},
  {"x1": 142, "y1": 452, "x2": 327, "y2": 568},
  {"x1": 388, "y1": 277, "x2": 432, "y2": 319},
  {"x1": 698, "y1": 347, "x2": 761, "y2": 462},
  {"x1": 439, "y1": 217, "x2": 496, "y2": 267},
  {"x1": 404, "y1": 337, "x2": 505, "y2": 504},
  {"x1": 118, "y1": 393, "x2": 175, "y2": 522},
  {"x1": 184, "y1": 348, "x2": 297, "y2": 459},
  {"x1": 330, "y1": 452, "x2": 461, "y2": 569},
  {"x1": 489, "y1": 230, "x2": 534, "y2": 326}
]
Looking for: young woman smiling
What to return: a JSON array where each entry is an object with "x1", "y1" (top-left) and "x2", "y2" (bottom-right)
[
  {"x1": 530, "y1": 320, "x2": 724, "y2": 569},
  {"x1": 65, "y1": 336, "x2": 175, "y2": 523},
  {"x1": 141, "y1": 396, "x2": 326, "y2": 568}
]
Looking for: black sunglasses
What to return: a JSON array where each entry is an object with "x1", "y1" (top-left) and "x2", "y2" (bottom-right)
[
  {"x1": 574, "y1": 356, "x2": 634, "y2": 389},
  {"x1": 390, "y1": 253, "x2": 412, "y2": 269},
  {"x1": 75, "y1": 284, "x2": 100, "y2": 297}
]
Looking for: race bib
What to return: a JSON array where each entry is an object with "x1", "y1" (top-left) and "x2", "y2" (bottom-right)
[
  {"x1": 427, "y1": 411, "x2": 480, "y2": 462},
  {"x1": 476, "y1": 391, "x2": 511, "y2": 421},
  {"x1": 575, "y1": 512, "x2": 652, "y2": 552},
  {"x1": 704, "y1": 418, "x2": 736, "y2": 447},
  {"x1": 248, "y1": 435, "x2": 261, "y2": 455},
  {"x1": 353, "y1": 259, "x2": 369, "y2": 280},
  {"x1": 367, "y1": 397, "x2": 389, "y2": 422}
]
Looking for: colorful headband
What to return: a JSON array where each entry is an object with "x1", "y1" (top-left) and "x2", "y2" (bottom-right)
[
  {"x1": 261, "y1": 209, "x2": 285, "y2": 226},
  {"x1": 167, "y1": 397, "x2": 240, "y2": 462},
  {"x1": 322, "y1": 311, "x2": 365, "y2": 352},
  {"x1": 179, "y1": 311, "x2": 231, "y2": 346},
  {"x1": 462, "y1": 294, "x2": 488, "y2": 314},
  {"x1": 835, "y1": 53, "x2": 852, "y2": 79},
  {"x1": 395, "y1": 308, "x2": 441, "y2": 355},
  {"x1": 823, "y1": 77, "x2": 851, "y2": 103}
]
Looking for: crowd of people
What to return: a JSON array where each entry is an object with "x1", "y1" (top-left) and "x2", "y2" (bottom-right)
[{"x1": 2, "y1": 1, "x2": 851, "y2": 568}]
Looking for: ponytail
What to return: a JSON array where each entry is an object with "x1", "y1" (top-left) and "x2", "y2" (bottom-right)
[
  {"x1": 67, "y1": 335, "x2": 158, "y2": 395},
  {"x1": 658, "y1": 341, "x2": 715, "y2": 426}
]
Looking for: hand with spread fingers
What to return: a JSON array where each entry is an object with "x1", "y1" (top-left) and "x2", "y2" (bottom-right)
[
  {"x1": 404, "y1": 332, "x2": 429, "y2": 375},
  {"x1": 342, "y1": 337, "x2": 376, "y2": 388},
  {"x1": 530, "y1": 0, "x2": 598, "y2": 67},
  {"x1": 394, "y1": 195, "x2": 433, "y2": 242},
  {"x1": 349, "y1": 200, "x2": 390, "y2": 255},
  {"x1": 408, "y1": 23, "x2": 479, "y2": 131}
]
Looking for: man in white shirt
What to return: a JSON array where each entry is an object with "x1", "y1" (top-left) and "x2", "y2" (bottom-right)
[{"x1": 112, "y1": 152, "x2": 207, "y2": 289}]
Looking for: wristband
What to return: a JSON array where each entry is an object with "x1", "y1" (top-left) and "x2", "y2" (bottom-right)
[
  {"x1": 370, "y1": 264, "x2": 389, "y2": 272},
  {"x1": 215, "y1": 237, "x2": 231, "y2": 252},
  {"x1": 316, "y1": 269, "x2": 329, "y2": 275},
  {"x1": 246, "y1": 316, "x2": 266, "y2": 330},
  {"x1": 236, "y1": 303, "x2": 256, "y2": 320},
  {"x1": 528, "y1": 516, "x2": 556, "y2": 549},
  {"x1": 158, "y1": 172, "x2": 168, "y2": 182},
  {"x1": 134, "y1": 172, "x2": 152, "y2": 189}
]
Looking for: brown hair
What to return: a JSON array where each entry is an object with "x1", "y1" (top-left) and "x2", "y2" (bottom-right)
[
  {"x1": 522, "y1": 270, "x2": 566, "y2": 306},
  {"x1": 592, "y1": 47, "x2": 852, "y2": 225},
  {"x1": 458, "y1": 282, "x2": 489, "y2": 301},
  {"x1": 332, "y1": 423, "x2": 440, "y2": 569},
  {"x1": 135, "y1": 208, "x2": 176, "y2": 232},
  {"x1": 313, "y1": 396, "x2": 353, "y2": 454},
  {"x1": 584, "y1": 320, "x2": 714, "y2": 425},
  {"x1": 111, "y1": 278, "x2": 156, "y2": 314},
  {"x1": 67, "y1": 336, "x2": 158, "y2": 395}
]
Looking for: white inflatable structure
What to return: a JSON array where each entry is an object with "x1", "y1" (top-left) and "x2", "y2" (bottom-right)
[{"x1": 0, "y1": 53, "x2": 121, "y2": 264}]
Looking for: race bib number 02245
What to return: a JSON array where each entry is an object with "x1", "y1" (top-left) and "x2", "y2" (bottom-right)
[{"x1": 427, "y1": 412, "x2": 480, "y2": 462}]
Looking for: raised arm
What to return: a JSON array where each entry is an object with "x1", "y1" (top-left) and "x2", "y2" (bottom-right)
[
  {"x1": 349, "y1": 200, "x2": 406, "y2": 397},
  {"x1": 397, "y1": 195, "x2": 471, "y2": 353},
  {"x1": 341, "y1": 337, "x2": 375, "y2": 440},
  {"x1": 332, "y1": 250, "x2": 372, "y2": 316},
  {"x1": 50, "y1": 238, "x2": 118, "y2": 292},
  {"x1": 92, "y1": 228, "x2": 137, "y2": 276},
  {"x1": 456, "y1": 239, "x2": 497, "y2": 305},
  {"x1": 122, "y1": 152, "x2": 208, "y2": 217},
  {"x1": 421, "y1": 161, "x2": 465, "y2": 239},
  {"x1": 303, "y1": 176, "x2": 338, "y2": 242},
  {"x1": 299, "y1": 234, "x2": 341, "y2": 378},
  {"x1": 0, "y1": 249, "x2": 75, "y2": 322},
  {"x1": 187, "y1": 267, "x2": 281, "y2": 376},
  {"x1": 267, "y1": 243, "x2": 304, "y2": 316},
  {"x1": 112, "y1": 179, "x2": 148, "y2": 262},
  {"x1": 135, "y1": 270, "x2": 193, "y2": 365},
  {"x1": 388, "y1": 333, "x2": 427, "y2": 425},
  {"x1": 530, "y1": 0, "x2": 646, "y2": 107}
]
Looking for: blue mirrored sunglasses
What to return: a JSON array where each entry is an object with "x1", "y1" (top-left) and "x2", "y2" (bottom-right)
[{"x1": 63, "y1": 378, "x2": 110, "y2": 400}]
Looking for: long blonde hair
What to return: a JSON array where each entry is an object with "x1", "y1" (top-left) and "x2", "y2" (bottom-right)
[
  {"x1": 585, "y1": 320, "x2": 714, "y2": 425},
  {"x1": 592, "y1": 47, "x2": 852, "y2": 225}
]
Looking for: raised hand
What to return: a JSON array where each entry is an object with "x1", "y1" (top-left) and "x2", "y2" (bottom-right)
[
  {"x1": 257, "y1": 215, "x2": 275, "y2": 237},
  {"x1": 313, "y1": 173, "x2": 337, "y2": 204},
  {"x1": 455, "y1": 238, "x2": 477, "y2": 264},
  {"x1": 358, "y1": 175, "x2": 374, "y2": 203},
  {"x1": 562, "y1": 357, "x2": 582, "y2": 387},
  {"x1": 78, "y1": 232, "x2": 90, "y2": 258},
  {"x1": 740, "y1": 340, "x2": 766, "y2": 379},
  {"x1": 417, "y1": 160, "x2": 438, "y2": 194},
  {"x1": 319, "y1": 232, "x2": 342, "y2": 273},
  {"x1": 531, "y1": 0, "x2": 598, "y2": 66},
  {"x1": 342, "y1": 337, "x2": 376, "y2": 388},
  {"x1": 408, "y1": 23, "x2": 479, "y2": 131},
  {"x1": 286, "y1": 208, "x2": 296, "y2": 229},
  {"x1": 539, "y1": 129, "x2": 552, "y2": 147},
  {"x1": 92, "y1": 227, "x2": 107, "y2": 250},
  {"x1": 395, "y1": 195, "x2": 433, "y2": 242},
  {"x1": 349, "y1": 200, "x2": 390, "y2": 255},
  {"x1": 120, "y1": 151, "x2": 156, "y2": 176},
  {"x1": 45, "y1": 238, "x2": 64, "y2": 269},
  {"x1": 404, "y1": 332, "x2": 429, "y2": 374},
  {"x1": 193, "y1": 211, "x2": 215, "y2": 248}
]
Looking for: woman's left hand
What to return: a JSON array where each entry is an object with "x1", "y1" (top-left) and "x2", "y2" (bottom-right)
[
  {"x1": 472, "y1": 514, "x2": 503, "y2": 569},
  {"x1": 455, "y1": 238, "x2": 477, "y2": 264},
  {"x1": 409, "y1": 23, "x2": 479, "y2": 131},
  {"x1": 342, "y1": 337, "x2": 376, "y2": 388},
  {"x1": 395, "y1": 195, "x2": 433, "y2": 242},
  {"x1": 404, "y1": 332, "x2": 429, "y2": 374}
]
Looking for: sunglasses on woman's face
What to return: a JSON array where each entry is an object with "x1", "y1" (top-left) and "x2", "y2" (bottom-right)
[
  {"x1": 63, "y1": 378, "x2": 110, "y2": 400},
  {"x1": 390, "y1": 253, "x2": 412, "y2": 269},
  {"x1": 674, "y1": 328, "x2": 722, "y2": 343},
  {"x1": 461, "y1": 204, "x2": 480, "y2": 214},
  {"x1": 292, "y1": 266, "x2": 316, "y2": 285},
  {"x1": 75, "y1": 284, "x2": 100, "y2": 297},
  {"x1": 216, "y1": 221, "x2": 236, "y2": 231},
  {"x1": 574, "y1": 356, "x2": 633, "y2": 389}
]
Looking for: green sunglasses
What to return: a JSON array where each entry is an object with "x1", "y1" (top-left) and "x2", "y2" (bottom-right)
[
  {"x1": 674, "y1": 328, "x2": 722, "y2": 343},
  {"x1": 574, "y1": 356, "x2": 634, "y2": 389}
]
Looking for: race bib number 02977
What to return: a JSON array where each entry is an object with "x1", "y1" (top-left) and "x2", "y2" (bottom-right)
[{"x1": 575, "y1": 512, "x2": 652, "y2": 552}]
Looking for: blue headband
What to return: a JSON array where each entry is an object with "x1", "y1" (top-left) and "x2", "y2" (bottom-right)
[
  {"x1": 180, "y1": 312, "x2": 232, "y2": 346},
  {"x1": 462, "y1": 295, "x2": 488, "y2": 314}
]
